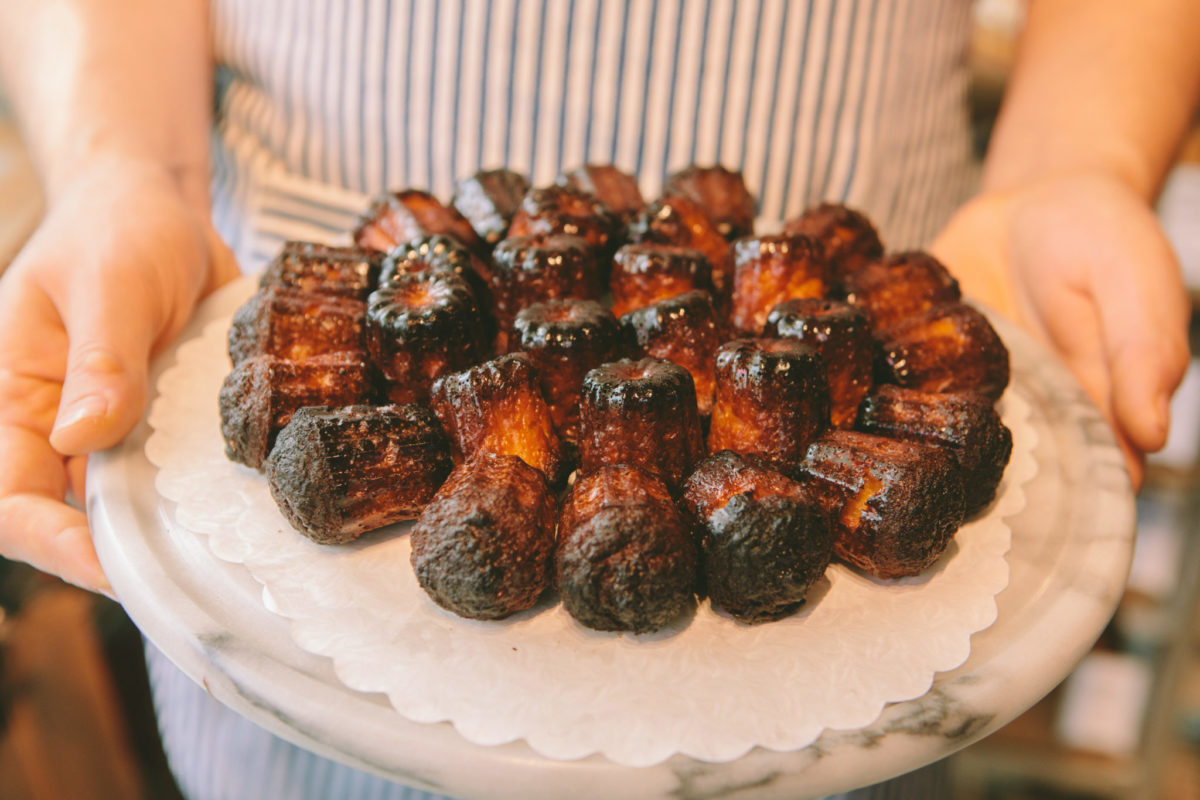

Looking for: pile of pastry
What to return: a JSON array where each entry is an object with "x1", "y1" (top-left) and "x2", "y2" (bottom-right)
[{"x1": 219, "y1": 164, "x2": 1011, "y2": 633}]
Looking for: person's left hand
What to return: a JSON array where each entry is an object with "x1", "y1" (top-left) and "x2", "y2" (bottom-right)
[{"x1": 931, "y1": 171, "x2": 1191, "y2": 489}]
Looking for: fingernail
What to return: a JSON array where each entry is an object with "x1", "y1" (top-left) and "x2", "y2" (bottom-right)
[{"x1": 55, "y1": 394, "x2": 109, "y2": 432}]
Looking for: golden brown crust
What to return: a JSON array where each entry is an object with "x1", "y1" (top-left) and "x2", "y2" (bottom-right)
[
  {"x1": 729, "y1": 234, "x2": 832, "y2": 335},
  {"x1": 258, "y1": 241, "x2": 381, "y2": 301},
  {"x1": 781, "y1": 203, "x2": 883, "y2": 285},
  {"x1": 878, "y1": 302, "x2": 1010, "y2": 400},
  {"x1": 856, "y1": 385, "x2": 1013, "y2": 516},
  {"x1": 451, "y1": 168, "x2": 531, "y2": 247},
  {"x1": 354, "y1": 189, "x2": 482, "y2": 253},
  {"x1": 579, "y1": 358, "x2": 706, "y2": 492},
  {"x1": 842, "y1": 251, "x2": 961, "y2": 333},
  {"x1": 663, "y1": 165, "x2": 756, "y2": 240},
  {"x1": 558, "y1": 164, "x2": 645, "y2": 223},
  {"x1": 228, "y1": 286, "x2": 366, "y2": 366},
  {"x1": 489, "y1": 233, "x2": 604, "y2": 350},
  {"x1": 763, "y1": 298, "x2": 875, "y2": 429},
  {"x1": 708, "y1": 338, "x2": 831, "y2": 470},
  {"x1": 609, "y1": 242, "x2": 713, "y2": 317},
  {"x1": 429, "y1": 353, "x2": 567, "y2": 484},
  {"x1": 628, "y1": 195, "x2": 732, "y2": 299},
  {"x1": 218, "y1": 353, "x2": 374, "y2": 470},
  {"x1": 512, "y1": 299, "x2": 627, "y2": 445},
  {"x1": 619, "y1": 290, "x2": 730, "y2": 417}
]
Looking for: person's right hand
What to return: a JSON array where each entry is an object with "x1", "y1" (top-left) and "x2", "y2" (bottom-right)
[{"x1": 0, "y1": 155, "x2": 239, "y2": 595}]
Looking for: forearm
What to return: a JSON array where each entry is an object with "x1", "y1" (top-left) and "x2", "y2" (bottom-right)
[
  {"x1": 0, "y1": 0, "x2": 213, "y2": 210},
  {"x1": 982, "y1": 0, "x2": 1200, "y2": 200}
]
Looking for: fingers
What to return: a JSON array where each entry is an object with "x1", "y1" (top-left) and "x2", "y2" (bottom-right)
[
  {"x1": 47, "y1": 275, "x2": 159, "y2": 456},
  {"x1": 1090, "y1": 230, "x2": 1190, "y2": 455},
  {"x1": 0, "y1": 424, "x2": 113, "y2": 597}
]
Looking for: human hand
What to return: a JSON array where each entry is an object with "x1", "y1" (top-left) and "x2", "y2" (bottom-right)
[
  {"x1": 0, "y1": 156, "x2": 239, "y2": 595},
  {"x1": 931, "y1": 171, "x2": 1191, "y2": 488}
]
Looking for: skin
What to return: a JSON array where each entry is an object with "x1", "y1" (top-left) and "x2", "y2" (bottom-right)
[
  {"x1": 932, "y1": 0, "x2": 1200, "y2": 487},
  {"x1": 0, "y1": 0, "x2": 1196, "y2": 594}
]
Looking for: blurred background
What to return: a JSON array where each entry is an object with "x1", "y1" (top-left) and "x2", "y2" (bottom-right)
[{"x1": 0, "y1": 0, "x2": 1197, "y2": 797}]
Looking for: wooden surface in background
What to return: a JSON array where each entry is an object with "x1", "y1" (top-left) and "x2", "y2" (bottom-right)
[{"x1": 0, "y1": 587, "x2": 143, "y2": 800}]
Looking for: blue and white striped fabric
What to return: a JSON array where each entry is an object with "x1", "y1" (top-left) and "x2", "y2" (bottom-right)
[
  {"x1": 209, "y1": 0, "x2": 976, "y2": 271},
  {"x1": 166, "y1": 2, "x2": 975, "y2": 797}
]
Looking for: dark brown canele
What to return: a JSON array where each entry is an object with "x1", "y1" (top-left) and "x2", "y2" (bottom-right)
[
  {"x1": 609, "y1": 242, "x2": 713, "y2": 317},
  {"x1": 764, "y1": 298, "x2": 875, "y2": 429},
  {"x1": 410, "y1": 453, "x2": 556, "y2": 620},
  {"x1": 878, "y1": 302, "x2": 1010, "y2": 400},
  {"x1": 227, "y1": 286, "x2": 366, "y2": 366},
  {"x1": 258, "y1": 241, "x2": 382, "y2": 300},
  {"x1": 730, "y1": 233, "x2": 832, "y2": 335},
  {"x1": 379, "y1": 234, "x2": 493, "y2": 295},
  {"x1": 512, "y1": 299, "x2": 626, "y2": 445},
  {"x1": 488, "y1": 233, "x2": 602, "y2": 350},
  {"x1": 506, "y1": 184, "x2": 621, "y2": 255},
  {"x1": 579, "y1": 358, "x2": 706, "y2": 492},
  {"x1": 628, "y1": 195, "x2": 732, "y2": 299},
  {"x1": 556, "y1": 465, "x2": 698, "y2": 633},
  {"x1": 663, "y1": 165, "x2": 756, "y2": 240},
  {"x1": 708, "y1": 338, "x2": 831, "y2": 470},
  {"x1": 781, "y1": 203, "x2": 883, "y2": 284},
  {"x1": 354, "y1": 189, "x2": 482, "y2": 253},
  {"x1": 558, "y1": 164, "x2": 645, "y2": 223},
  {"x1": 429, "y1": 352, "x2": 567, "y2": 484},
  {"x1": 842, "y1": 251, "x2": 961, "y2": 333},
  {"x1": 451, "y1": 168, "x2": 531, "y2": 247},
  {"x1": 857, "y1": 385, "x2": 1013, "y2": 516},
  {"x1": 681, "y1": 451, "x2": 833, "y2": 623},
  {"x1": 265, "y1": 403, "x2": 453, "y2": 544},
  {"x1": 619, "y1": 290, "x2": 729, "y2": 417},
  {"x1": 798, "y1": 430, "x2": 965, "y2": 579},
  {"x1": 366, "y1": 272, "x2": 486, "y2": 403},
  {"x1": 218, "y1": 353, "x2": 374, "y2": 470}
]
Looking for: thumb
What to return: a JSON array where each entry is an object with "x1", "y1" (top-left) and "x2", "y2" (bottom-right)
[{"x1": 48, "y1": 295, "x2": 156, "y2": 456}]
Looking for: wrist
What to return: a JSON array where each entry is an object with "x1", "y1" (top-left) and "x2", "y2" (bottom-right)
[{"x1": 42, "y1": 148, "x2": 210, "y2": 219}]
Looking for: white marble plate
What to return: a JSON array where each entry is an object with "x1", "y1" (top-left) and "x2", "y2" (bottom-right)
[{"x1": 90, "y1": 277, "x2": 1135, "y2": 798}]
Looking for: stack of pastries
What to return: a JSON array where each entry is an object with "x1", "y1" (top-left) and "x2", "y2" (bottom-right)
[{"x1": 219, "y1": 166, "x2": 1013, "y2": 633}]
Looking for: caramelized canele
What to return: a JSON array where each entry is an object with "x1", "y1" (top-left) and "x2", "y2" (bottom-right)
[
  {"x1": 512, "y1": 299, "x2": 626, "y2": 445},
  {"x1": 266, "y1": 403, "x2": 453, "y2": 544},
  {"x1": 782, "y1": 203, "x2": 883, "y2": 286},
  {"x1": 682, "y1": 451, "x2": 833, "y2": 623},
  {"x1": 218, "y1": 353, "x2": 374, "y2": 471},
  {"x1": 429, "y1": 352, "x2": 567, "y2": 485},
  {"x1": 619, "y1": 290, "x2": 730, "y2": 417},
  {"x1": 579, "y1": 358, "x2": 706, "y2": 492},
  {"x1": 663, "y1": 165, "x2": 756, "y2": 240},
  {"x1": 557, "y1": 464, "x2": 698, "y2": 633},
  {"x1": 708, "y1": 338, "x2": 831, "y2": 470},
  {"x1": 798, "y1": 430, "x2": 965, "y2": 579},
  {"x1": 366, "y1": 272, "x2": 487, "y2": 403},
  {"x1": 729, "y1": 233, "x2": 832, "y2": 335},
  {"x1": 410, "y1": 452, "x2": 556, "y2": 620},
  {"x1": 764, "y1": 298, "x2": 874, "y2": 429},
  {"x1": 609, "y1": 242, "x2": 713, "y2": 317},
  {"x1": 354, "y1": 189, "x2": 481, "y2": 253}
]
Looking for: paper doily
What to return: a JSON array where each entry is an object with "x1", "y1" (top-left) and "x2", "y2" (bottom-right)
[{"x1": 146, "y1": 289, "x2": 1036, "y2": 767}]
